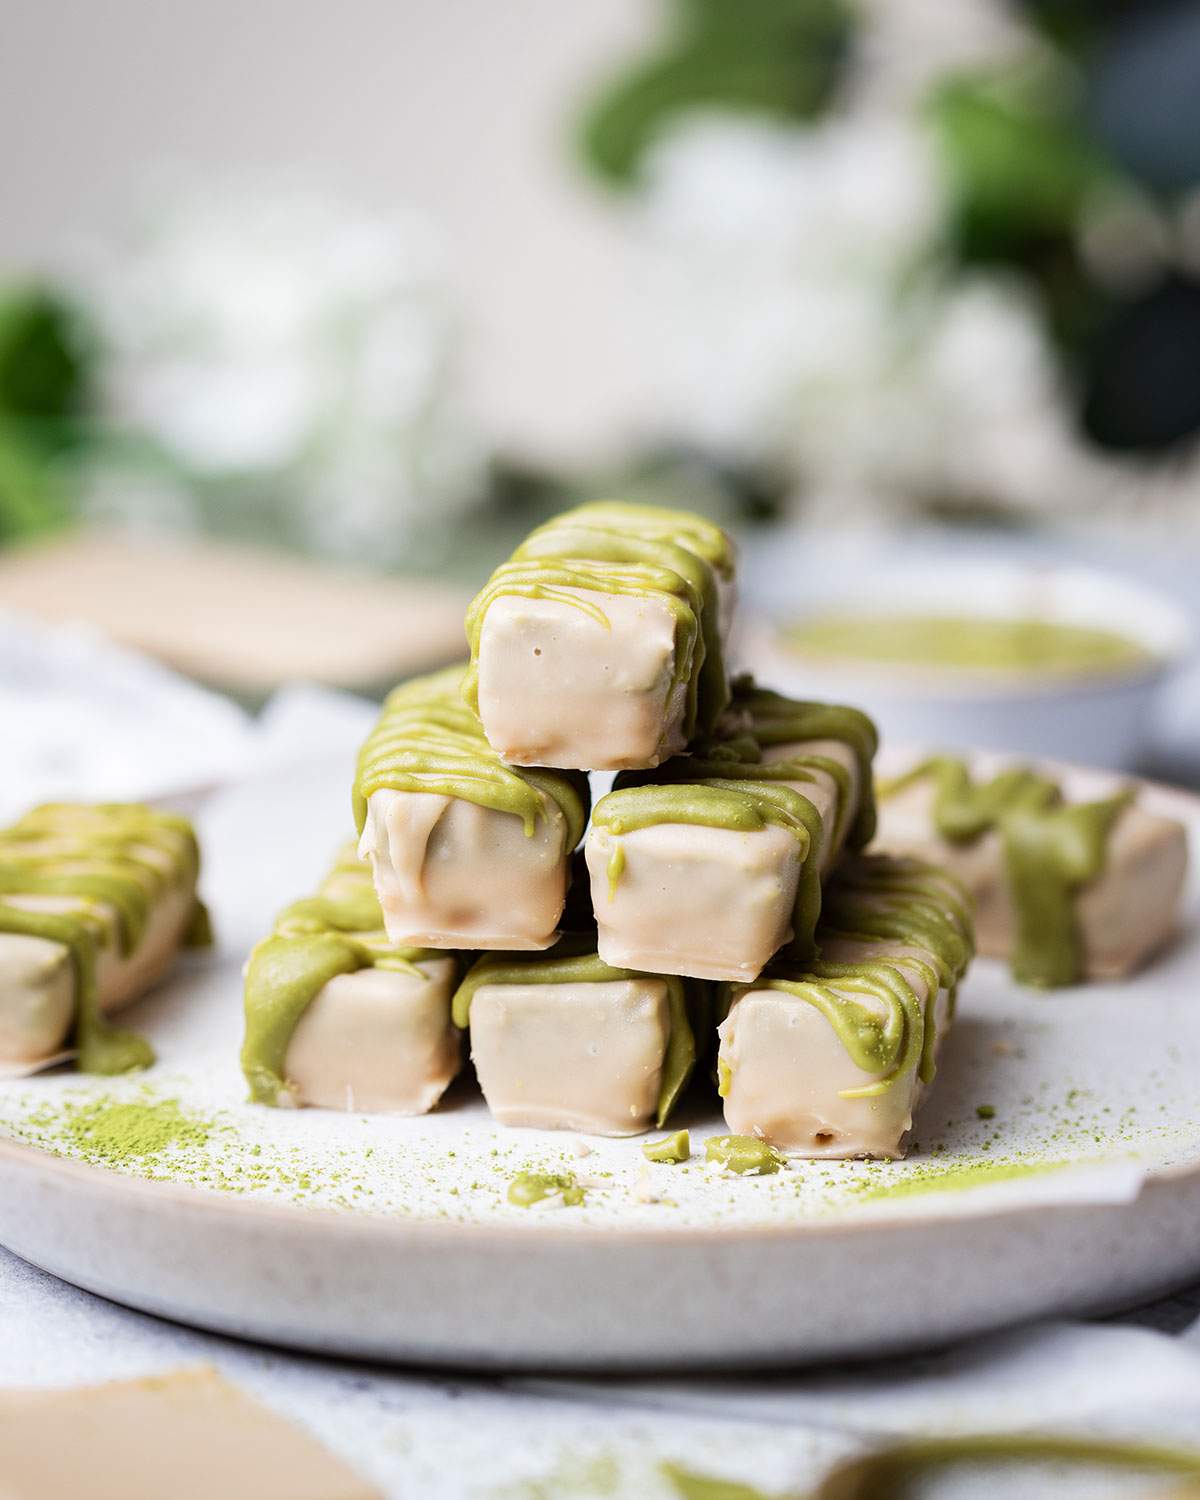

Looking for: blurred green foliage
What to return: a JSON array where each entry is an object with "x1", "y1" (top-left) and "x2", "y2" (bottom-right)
[
  {"x1": 579, "y1": 0, "x2": 851, "y2": 187},
  {"x1": 928, "y1": 71, "x2": 1114, "y2": 258},
  {"x1": 0, "y1": 288, "x2": 92, "y2": 544},
  {"x1": 577, "y1": 0, "x2": 1200, "y2": 462},
  {"x1": 926, "y1": 65, "x2": 1122, "y2": 360}
]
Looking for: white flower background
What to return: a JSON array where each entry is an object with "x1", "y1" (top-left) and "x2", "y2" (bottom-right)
[
  {"x1": 18, "y1": 0, "x2": 1199, "y2": 551},
  {"x1": 627, "y1": 0, "x2": 1200, "y2": 529},
  {"x1": 79, "y1": 184, "x2": 484, "y2": 561}
]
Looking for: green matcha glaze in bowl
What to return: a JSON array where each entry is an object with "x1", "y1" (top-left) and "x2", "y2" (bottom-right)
[{"x1": 746, "y1": 562, "x2": 1193, "y2": 771}]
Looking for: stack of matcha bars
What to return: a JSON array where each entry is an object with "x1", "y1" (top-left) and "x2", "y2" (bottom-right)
[{"x1": 241, "y1": 503, "x2": 974, "y2": 1159}]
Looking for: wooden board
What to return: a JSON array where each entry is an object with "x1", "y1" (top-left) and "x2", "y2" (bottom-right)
[{"x1": 0, "y1": 530, "x2": 471, "y2": 694}]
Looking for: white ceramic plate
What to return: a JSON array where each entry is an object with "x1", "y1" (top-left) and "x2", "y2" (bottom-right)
[{"x1": 0, "y1": 757, "x2": 1197, "y2": 1371}]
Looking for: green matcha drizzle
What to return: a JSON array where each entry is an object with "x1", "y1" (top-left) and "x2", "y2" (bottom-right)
[
  {"x1": 568, "y1": 499, "x2": 736, "y2": 581},
  {"x1": 815, "y1": 1434, "x2": 1200, "y2": 1500},
  {"x1": 729, "y1": 855, "x2": 974, "y2": 1098},
  {"x1": 353, "y1": 666, "x2": 588, "y2": 846},
  {"x1": 241, "y1": 844, "x2": 448, "y2": 1106},
  {"x1": 595, "y1": 778, "x2": 825, "y2": 961},
  {"x1": 451, "y1": 935, "x2": 702, "y2": 1127},
  {"x1": 463, "y1": 500, "x2": 737, "y2": 746},
  {"x1": 723, "y1": 679, "x2": 880, "y2": 847},
  {"x1": 878, "y1": 756, "x2": 1132, "y2": 986},
  {"x1": 0, "y1": 802, "x2": 207, "y2": 1073}
]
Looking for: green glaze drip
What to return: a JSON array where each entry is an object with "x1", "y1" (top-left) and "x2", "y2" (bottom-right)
[
  {"x1": 508, "y1": 1171, "x2": 586, "y2": 1207},
  {"x1": 765, "y1": 960, "x2": 934, "y2": 1100},
  {"x1": 642, "y1": 1129, "x2": 691, "y2": 1164},
  {"x1": 786, "y1": 612, "x2": 1151, "y2": 676},
  {"x1": 452, "y1": 936, "x2": 700, "y2": 1127},
  {"x1": 723, "y1": 679, "x2": 880, "y2": 847},
  {"x1": 821, "y1": 855, "x2": 975, "y2": 997},
  {"x1": 241, "y1": 845, "x2": 444, "y2": 1106},
  {"x1": 743, "y1": 855, "x2": 975, "y2": 1097},
  {"x1": 596, "y1": 777, "x2": 824, "y2": 960},
  {"x1": 605, "y1": 839, "x2": 625, "y2": 902},
  {"x1": 0, "y1": 802, "x2": 207, "y2": 1074},
  {"x1": 816, "y1": 1434, "x2": 1200, "y2": 1500},
  {"x1": 705, "y1": 1134, "x2": 784, "y2": 1175},
  {"x1": 353, "y1": 665, "x2": 588, "y2": 847},
  {"x1": 568, "y1": 500, "x2": 736, "y2": 580},
  {"x1": 879, "y1": 756, "x2": 1132, "y2": 986}
]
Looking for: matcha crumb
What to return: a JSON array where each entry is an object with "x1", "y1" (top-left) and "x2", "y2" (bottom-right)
[
  {"x1": 507, "y1": 1171, "x2": 586, "y2": 1208},
  {"x1": 976, "y1": 1104, "x2": 996, "y2": 1120},
  {"x1": 642, "y1": 1130, "x2": 690, "y2": 1165},
  {"x1": 705, "y1": 1135, "x2": 784, "y2": 1177}
]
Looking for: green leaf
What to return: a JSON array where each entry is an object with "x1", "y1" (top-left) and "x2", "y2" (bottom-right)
[
  {"x1": 578, "y1": 0, "x2": 852, "y2": 187},
  {"x1": 928, "y1": 71, "x2": 1114, "y2": 256},
  {"x1": 0, "y1": 418, "x2": 71, "y2": 543},
  {"x1": 0, "y1": 286, "x2": 92, "y2": 437}
]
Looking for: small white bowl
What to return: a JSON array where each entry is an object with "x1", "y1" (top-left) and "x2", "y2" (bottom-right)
[{"x1": 741, "y1": 562, "x2": 1195, "y2": 770}]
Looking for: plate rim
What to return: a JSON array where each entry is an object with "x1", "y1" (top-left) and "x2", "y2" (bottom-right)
[{"x1": 2, "y1": 1130, "x2": 1197, "y2": 1248}]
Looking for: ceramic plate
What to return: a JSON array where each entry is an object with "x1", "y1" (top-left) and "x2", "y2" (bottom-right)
[{"x1": 0, "y1": 756, "x2": 1197, "y2": 1371}]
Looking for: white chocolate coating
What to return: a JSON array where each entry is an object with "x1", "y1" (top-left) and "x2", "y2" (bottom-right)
[
  {"x1": 588, "y1": 820, "x2": 801, "y2": 983},
  {"x1": 718, "y1": 937, "x2": 951, "y2": 1159},
  {"x1": 585, "y1": 735, "x2": 862, "y2": 983},
  {"x1": 359, "y1": 788, "x2": 573, "y2": 950},
  {"x1": 469, "y1": 977, "x2": 670, "y2": 1135},
  {"x1": 0, "y1": 882, "x2": 198, "y2": 1067},
  {"x1": 874, "y1": 778, "x2": 1188, "y2": 979},
  {"x1": 0, "y1": 931, "x2": 74, "y2": 1063},
  {"x1": 283, "y1": 957, "x2": 460, "y2": 1114},
  {"x1": 475, "y1": 589, "x2": 688, "y2": 770},
  {"x1": 761, "y1": 736, "x2": 861, "y2": 875}
]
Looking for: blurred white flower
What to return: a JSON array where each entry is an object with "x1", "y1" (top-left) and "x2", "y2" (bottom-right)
[
  {"x1": 852, "y1": 0, "x2": 1034, "y2": 111},
  {"x1": 638, "y1": 114, "x2": 942, "y2": 460},
  {"x1": 634, "y1": 105, "x2": 1111, "y2": 523},
  {"x1": 78, "y1": 181, "x2": 483, "y2": 561}
]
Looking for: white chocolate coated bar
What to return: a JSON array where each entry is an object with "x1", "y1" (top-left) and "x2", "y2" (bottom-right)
[
  {"x1": 451, "y1": 941, "x2": 701, "y2": 1136},
  {"x1": 463, "y1": 502, "x2": 736, "y2": 771},
  {"x1": 241, "y1": 846, "x2": 462, "y2": 1113},
  {"x1": 717, "y1": 856, "x2": 973, "y2": 1159},
  {"x1": 873, "y1": 756, "x2": 1188, "y2": 984},
  {"x1": 0, "y1": 802, "x2": 207, "y2": 1074},
  {"x1": 586, "y1": 688, "x2": 878, "y2": 982},
  {"x1": 353, "y1": 668, "x2": 589, "y2": 950}
]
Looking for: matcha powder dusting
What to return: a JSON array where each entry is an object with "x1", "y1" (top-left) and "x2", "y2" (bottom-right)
[{"x1": 52, "y1": 1096, "x2": 214, "y2": 1168}]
